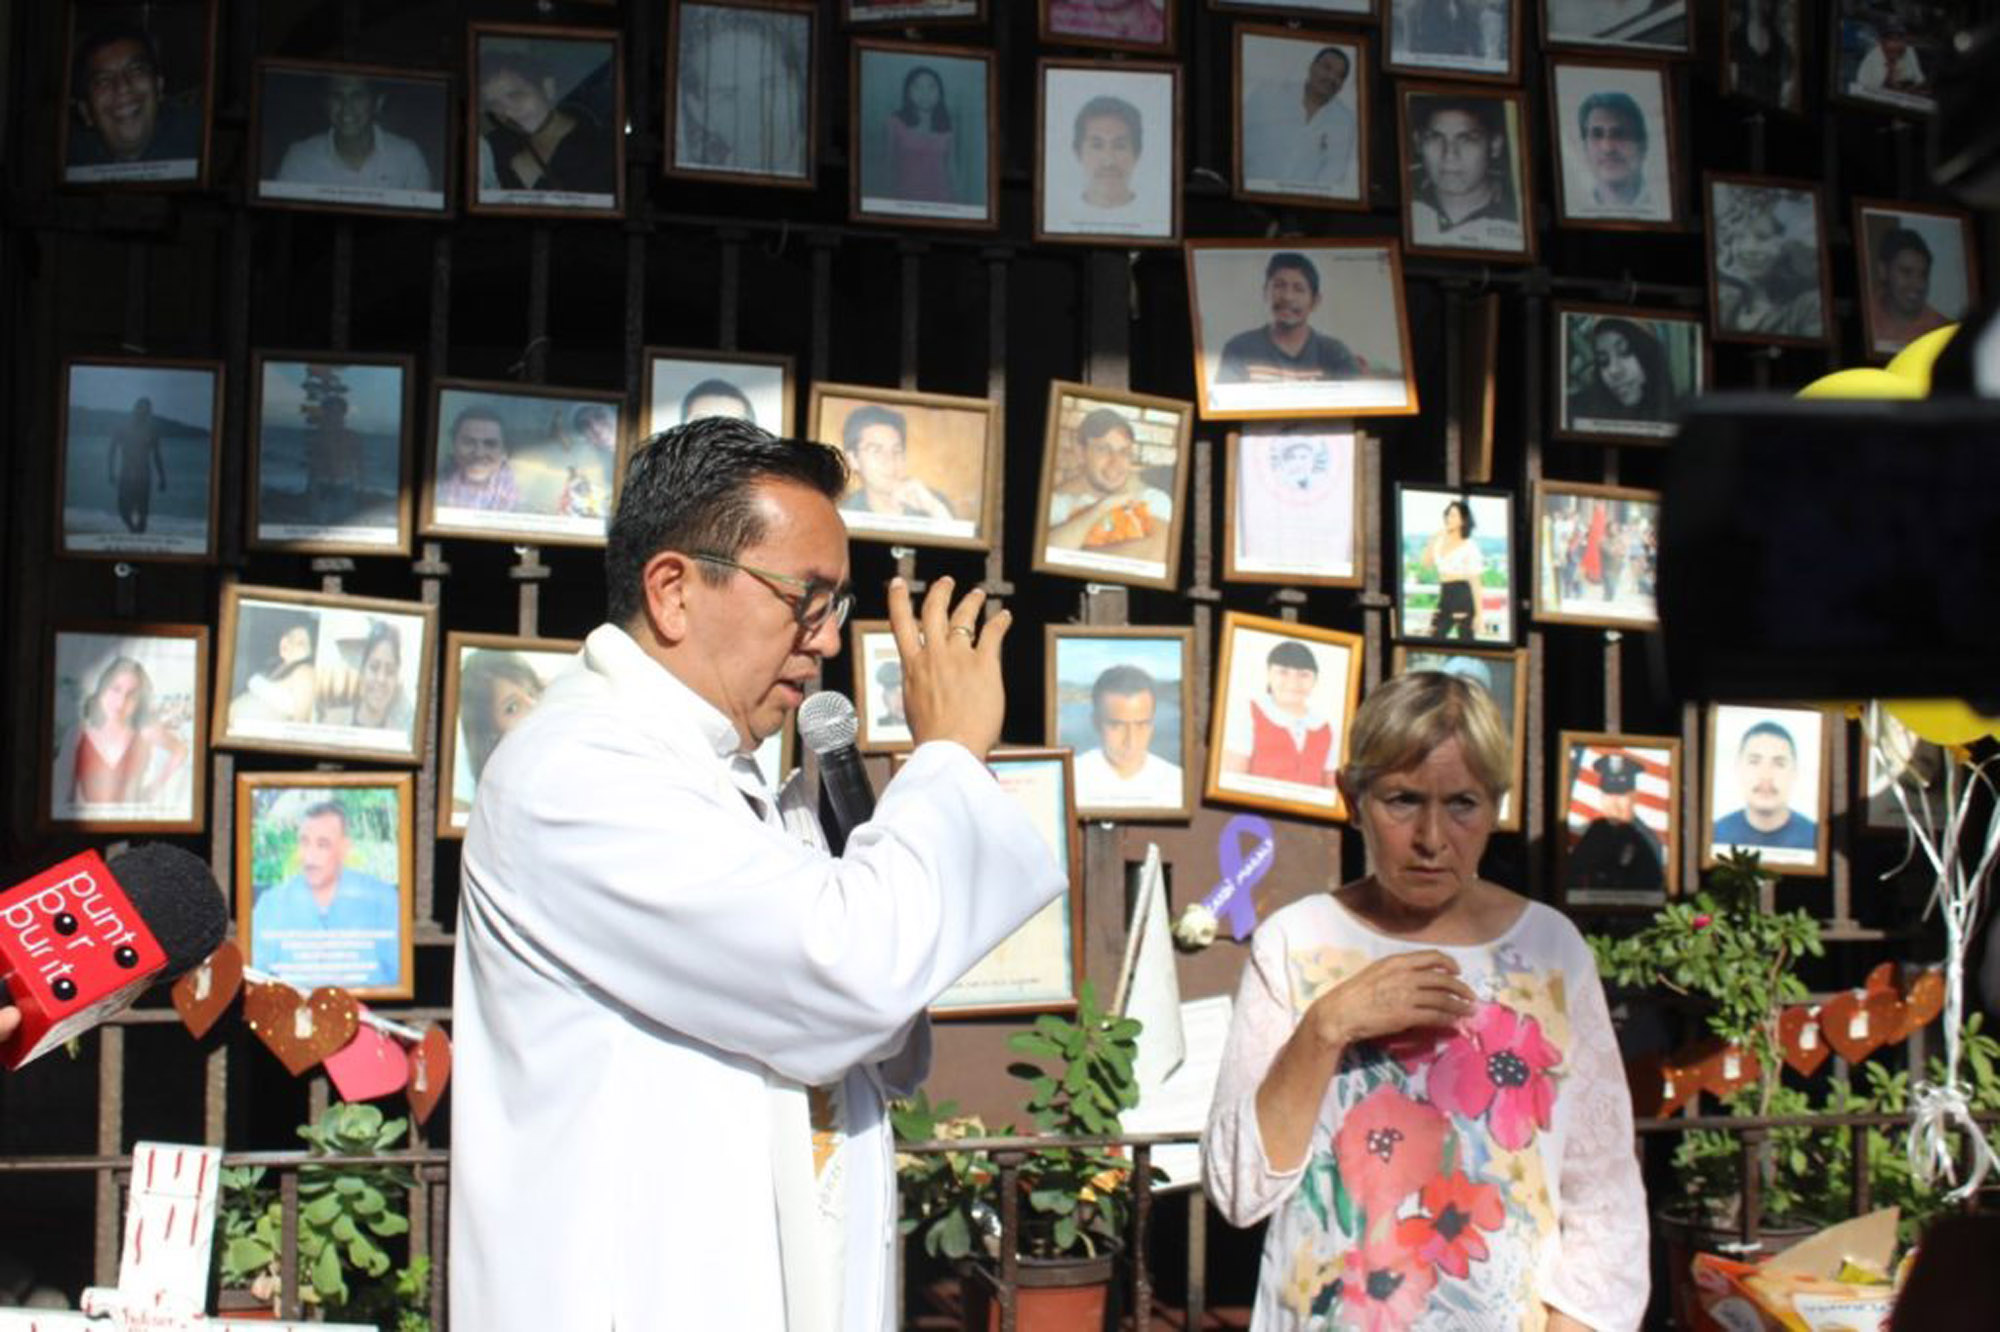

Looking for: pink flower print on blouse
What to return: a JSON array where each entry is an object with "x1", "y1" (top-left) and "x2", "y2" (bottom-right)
[
  {"x1": 1392, "y1": 1171, "x2": 1506, "y2": 1279},
  {"x1": 1332, "y1": 1086, "x2": 1447, "y2": 1223},
  {"x1": 1428, "y1": 1001, "x2": 1562, "y2": 1150},
  {"x1": 1339, "y1": 1228, "x2": 1438, "y2": 1332}
]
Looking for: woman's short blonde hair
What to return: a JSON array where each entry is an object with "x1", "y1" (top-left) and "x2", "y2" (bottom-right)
[{"x1": 1341, "y1": 671, "x2": 1512, "y2": 803}]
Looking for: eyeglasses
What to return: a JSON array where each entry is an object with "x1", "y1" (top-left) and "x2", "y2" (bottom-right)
[{"x1": 692, "y1": 552, "x2": 853, "y2": 635}]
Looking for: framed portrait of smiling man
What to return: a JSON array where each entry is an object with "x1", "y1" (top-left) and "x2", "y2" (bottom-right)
[
  {"x1": 1234, "y1": 27, "x2": 1368, "y2": 209},
  {"x1": 468, "y1": 24, "x2": 624, "y2": 217},
  {"x1": 810, "y1": 383, "x2": 995, "y2": 550},
  {"x1": 1397, "y1": 84, "x2": 1534, "y2": 262},
  {"x1": 1047, "y1": 626, "x2": 1193, "y2": 820},
  {"x1": 60, "y1": 0, "x2": 215, "y2": 188},
  {"x1": 1852, "y1": 199, "x2": 1978, "y2": 361},
  {"x1": 1037, "y1": 60, "x2": 1181, "y2": 246},
  {"x1": 423, "y1": 380, "x2": 626, "y2": 546},
  {"x1": 250, "y1": 59, "x2": 450, "y2": 216},
  {"x1": 1032, "y1": 381, "x2": 1193, "y2": 589},
  {"x1": 1702, "y1": 702, "x2": 1831, "y2": 877},
  {"x1": 1548, "y1": 59, "x2": 1678, "y2": 229}
]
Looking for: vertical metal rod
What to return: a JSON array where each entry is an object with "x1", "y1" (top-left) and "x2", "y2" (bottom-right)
[
  {"x1": 330, "y1": 222, "x2": 353, "y2": 351},
  {"x1": 981, "y1": 248, "x2": 1014, "y2": 606},
  {"x1": 718, "y1": 233, "x2": 743, "y2": 352},
  {"x1": 899, "y1": 244, "x2": 923, "y2": 391},
  {"x1": 94, "y1": 1027, "x2": 124, "y2": 1285},
  {"x1": 1443, "y1": 288, "x2": 1464, "y2": 487},
  {"x1": 1132, "y1": 1144, "x2": 1153, "y2": 1330},
  {"x1": 1186, "y1": 1191, "x2": 1207, "y2": 1331},
  {"x1": 1520, "y1": 291, "x2": 1546, "y2": 899}
]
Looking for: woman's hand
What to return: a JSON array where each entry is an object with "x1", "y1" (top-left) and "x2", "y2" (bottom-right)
[{"x1": 1303, "y1": 950, "x2": 1477, "y2": 1050}]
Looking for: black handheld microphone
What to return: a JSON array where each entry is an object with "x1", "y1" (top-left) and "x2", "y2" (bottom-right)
[{"x1": 797, "y1": 691, "x2": 878, "y2": 856}]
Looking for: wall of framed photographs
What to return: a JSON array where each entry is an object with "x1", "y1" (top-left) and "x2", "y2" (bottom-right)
[{"x1": 0, "y1": 0, "x2": 1995, "y2": 1313}]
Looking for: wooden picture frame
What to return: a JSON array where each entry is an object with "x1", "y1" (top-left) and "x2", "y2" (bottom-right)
[
  {"x1": 1046, "y1": 625, "x2": 1195, "y2": 820},
  {"x1": 60, "y1": 0, "x2": 216, "y2": 189},
  {"x1": 1393, "y1": 484, "x2": 1516, "y2": 646},
  {"x1": 1541, "y1": 0, "x2": 1692, "y2": 56},
  {"x1": 850, "y1": 40, "x2": 997, "y2": 230},
  {"x1": 1036, "y1": 58, "x2": 1182, "y2": 246},
  {"x1": 1462, "y1": 293, "x2": 1500, "y2": 482},
  {"x1": 1830, "y1": 0, "x2": 1949, "y2": 119},
  {"x1": 213, "y1": 583, "x2": 437, "y2": 764},
  {"x1": 810, "y1": 382, "x2": 997, "y2": 551},
  {"x1": 1702, "y1": 702, "x2": 1833, "y2": 878},
  {"x1": 58, "y1": 355, "x2": 223, "y2": 563},
  {"x1": 1205, "y1": 610, "x2": 1365, "y2": 822},
  {"x1": 235, "y1": 769, "x2": 417, "y2": 1000},
  {"x1": 1860, "y1": 701, "x2": 1950, "y2": 837},
  {"x1": 1398, "y1": 82, "x2": 1536, "y2": 262},
  {"x1": 1552, "y1": 304, "x2": 1707, "y2": 444},
  {"x1": 848, "y1": 620, "x2": 912, "y2": 753},
  {"x1": 930, "y1": 748, "x2": 1084, "y2": 1017},
  {"x1": 467, "y1": 23, "x2": 624, "y2": 218},
  {"x1": 666, "y1": 0, "x2": 816, "y2": 189},
  {"x1": 422, "y1": 378, "x2": 626, "y2": 547},
  {"x1": 1390, "y1": 645, "x2": 1527, "y2": 831},
  {"x1": 1720, "y1": 0, "x2": 1804, "y2": 115},
  {"x1": 1547, "y1": 57, "x2": 1680, "y2": 230},
  {"x1": 248, "y1": 351, "x2": 415, "y2": 554},
  {"x1": 1209, "y1": 0, "x2": 1375, "y2": 18},
  {"x1": 1186, "y1": 238, "x2": 1420, "y2": 419},
  {"x1": 249, "y1": 59, "x2": 452, "y2": 217},
  {"x1": 844, "y1": 0, "x2": 986, "y2": 23},
  {"x1": 43, "y1": 621, "x2": 209, "y2": 834},
  {"x1": 437, "y1": 631, "x2": 582, "y2": 839},
  {"x1": 1529, "y1": 480, "x2": 1661, "y2": 630},
  {"x1": 1223, "y1": 424, "x2": 1364, "y2": 587},
  {"x1": 1704, "y1": 172, "x2": 1833, "y2": 347},
  {"x1": 643, "y1": 346, "x2": 797, "y2": 437},
  {"x1": 1557, "y1": 730, "x2": 1680, "y2": 908},
  {"x1": 1040, "y1": 0, "x2": 1174, "y2": 54},
  {"x1": 1031, "y1": 380, "x2": 1193, "y2": 589},
  {"x1": 1386, "y1": 0, "x2": 1520, "y2": 81},
  {"x1": 1851, "y1": 198, "x2": 1979, "y2": 362},
  {"x1": 1233, "y1": 25, "x2": 1368, "y2": 210}
]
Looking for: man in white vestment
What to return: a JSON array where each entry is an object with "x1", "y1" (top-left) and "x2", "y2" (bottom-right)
[{"x1": 450, "y1": 417, "x2": 1067, "y2": 1331}]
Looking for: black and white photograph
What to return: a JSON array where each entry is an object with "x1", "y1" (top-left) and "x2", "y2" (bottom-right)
[
  {"x1": 439, "y1": 632, "x2": 580, "y2": 838},
  {"x1": 1531, "y1": 481, "x2": 1661, "y2": 629},
  {"x1": 470, "y1": 24, "x2": 623, "y2": 216},
  {"x1": 845, "y1": 0, "x2": 984, "y2": 21},
  {"x1": 1703, "y1": 702, "x2": 1832, "y2": 876},
  {"x1": 644, "y1": 347, "x2": 795, "y2": 437},
  {"x1": 852, "y1": 42, "x2": 995, "y2": 227},
  {"x1": 1205, "y1": 611, "x2": 1365, "y2": 822},
  {"x1": 1386, "y1": 0, "x2": 1519, "y2": 81},
  {"x1": 1391, "y1": 645, "x2": 1526, "y2": 829},
  {"x1": 1554, "y1": 305, "x2": 1704, "y2": 442},
  {"x1": 423, "y1": 380, "x2": 626, "y2": 546},
  {"x1": 1833, "y1": 0, "x2": 1956, "y2": 117},
  {"x1": 1394, "y1": 485, "x2": 1516, "y2": 645},
  {"x1": 1853, "y1": 199, "x2": 1978, "y2": 360},
  {"x1": 44, "y1": 622, "x2": 207, "y2": 833},
  {"x1": 1398, "y1": 84, "x2": 1534, "y2": 260},
  {"x1": 251, "y1": 60, "x2": 449, "y2": 215},
  {"x1": 1722, "y1": 0, "x2": 1803, "y2": 113},
  {"x1": 1032, "y1": 382, "x2": 1193, "y2": 589},
  {"x1": 1046, "y1": 626, "x2": 1193, "y2": 819},
  {"x1": 1186, "y1": 239, "x2": 1418, "y2": 419},
  {"x1": 59, "y1": 357, "x2": 221, "y2": 562},
  {"x1": 249, "y1": 353, "x2": 413, "y2": 554},
  {"x1": 1234, "y1": 27, "x2": 1367, "y2": 209},
  {"x1": 61, "y1": 0, "x2": 214, "y2": 187},
  {"x1": 1037, "y1": 60, "x2": 1180, "y2": 245},
  {"x1": 1542, "y1": 0, "x2": 1691, "y2": 54},
  {"x1": 1042, "y1": 0, "x2": 1173, "y2": 53},
  {"x1": 668, "y1": 2, "x2": 815, "y2": 187},
  {"x1": 1705, "y1": 173, "x2": 1832, "y2": 346},
  {"x1": 1549, "y1": 59, "x2": 1677, "y2": 227},
  {"x1": 1223, "y1": 425, "x2": 1362, "y2": 586},
  {"x1": 811, "y1": 384, "x2": 995, "y2": 549},
  {"x1": 1558, "y1": 731, "x2": 1679, "y2": 906}
]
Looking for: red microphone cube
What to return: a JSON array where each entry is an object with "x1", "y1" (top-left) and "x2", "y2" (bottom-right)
[{"x1": 1, "y1": 850, "x2": 168, "y2": 1068}]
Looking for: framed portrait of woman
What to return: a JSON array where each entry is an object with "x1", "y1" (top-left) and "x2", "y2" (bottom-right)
[
  {"x1": 468, "y1": 23, "x2": 623, "y2": 218},
  {"x1": 1704, "y1": 172, "x2": 1832, "y2": 348},
  {"x1": 1390, "y1": 645, "x2": 1526, "y2": 831},
  {"x1": 1036, "y1": 59, "x2": 1180, "y2": 246},
  {"x1": 1557, "y1": 731, "x2": 1680, "y2": 908},
  {"x1": 249, "y1": 59, "x2": 451, "y2": 217},
  {"x1": 438, "y1": 631, "x2": 581, "y2": 839},
  {"x1": 1397, "y1": 83, "x2": 1535, "y2": 262},
  {"x1": 643, "y1": 347, "x2": 796, "y2": 437},
  {"x1": 44, "y1": 621, "x2": 208, "y2": 833},
  {"x1": 1393, "y1": 484, "x2": 1515, "y2": 647},
  {"x1": 1701, "y1": 702, "x2": 1832, "y2": 878},
  {"x1": 1205, "y1": 611, "x2": 1365, "y2": 822},
  {"x1": 58, "y1": 356, "x2": 223, "y2": 563},
  {"x1": 1032, "y1": 381, "x2": 1192, "y2": 589},
  {"x1": 1233, "y1": 26, "x2": 1368, "y2": 210},
  {"x1": 850, "y1": 41, "x2": 996, "y2": 229},
  {"x1": 1530, "y1": 481, "x2": 1661, "y2": 630},
  {"x1": 1223, "y1": 425, "x2": 1363, "y2": 587},
  {"x1": 1046, "y1": 626, "x2": 1194, "y2": 820},
  {"x1": 1553, "y1": 304, "x2": 1706, "y2": 444},
  {"x1": 1041, "y1": 0, "x2": 1173, "y2": 54},
  {"x1": 1851, "y1": 199, "x2": 1978, "y2": 362},
  {"x1": 422, "y1": 379, "x2": 626, "y2": 547},
  {"x1": 249, "y1": 352, "x2": 413, "y2": 554},
  {"x1": 1721, "y1": 0, "x2": 1804, "y2": 115},
  {"x1": 667, "y1": 1, "x2": 815, "y2": 189},
  {"x1": 60, "y1": 0, "x2": 216, "y2": 189},
  {"x1": 848, "y1": 620, "x2": 912, "y2": 752},
  {"x1": 1547, "y1": 58, "x2": 1679, "y2": 230},
  {"x1": 236, "y1": 770, "x2": 416, "y2": 1000},
  {"x1": 809, "y1": 383, "x2": 996, "y2": 550},
  {"x1": 1541, "y1": 0, "x2": 1691, "y2": 56},
  {"x1": 213, "y1": 583, "x2": 437, "y2": 763},
  {"x1": 1386, "y1": 0, "x2": 1519, "y2": 81}
]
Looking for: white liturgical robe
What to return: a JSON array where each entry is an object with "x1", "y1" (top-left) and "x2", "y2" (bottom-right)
[{"x1": 450, "y1": 624, "x2": 1067, "y2": 1330}]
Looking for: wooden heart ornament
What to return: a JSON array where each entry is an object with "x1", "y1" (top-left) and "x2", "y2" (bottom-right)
[
  {"x1": 1818, "y1": 987, "x2": 1899, "y2": 1064},
  {"x1": 243, "y1": 983, "x2": 359, "y2": 1077},
  {"x1": 1903, "y1": 969, "x2": 1947, "y2": 1031},
  {"x1": 1778, "y1": 1005, "x2": 1830, "y2": 1077},
  {"x1": 171, "y1": 940, "x2": 243, "y2": 1040},
  {"x1": 1625, "y1": 1053, "x2": 1691, "y2": 1118},
  {"x1": 1671, "y1": 1038, "x2": 1760, "y2": 1104},
  {"x1": 407, "y1": 1026, "x2": 453, "y2": 1126},
  {"x1": 1864, "y1": 961, "x2": 1899, "y2": 996}
]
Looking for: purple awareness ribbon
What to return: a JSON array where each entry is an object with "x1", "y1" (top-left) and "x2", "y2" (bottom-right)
[{"x1": 1202, "y1": 814, "x2": 1277, "y2": 941}]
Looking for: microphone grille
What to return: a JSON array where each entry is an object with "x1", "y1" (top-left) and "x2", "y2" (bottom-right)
[
  {"x1": 796, "y1": 690, "x2": 859, "y2": 754},
  {"x1": 104, "y1": 844, "x2": 230, "y2": 978}
]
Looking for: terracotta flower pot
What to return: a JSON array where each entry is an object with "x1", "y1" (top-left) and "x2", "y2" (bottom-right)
[{"x1": 967, "y1": 1249, "x2": 1118, "y2": 1332}]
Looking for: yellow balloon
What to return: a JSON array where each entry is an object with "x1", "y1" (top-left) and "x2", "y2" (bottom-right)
[
  {"x1": 1883, "y1": 698, "x2": 2000, "y2": 746},
  {"x1": 1794, "y1": 367, "x2": 1926, "y2": 400},
  {"x1": 1884, "y1": 323, "x2": 1958, "y2": 393}
]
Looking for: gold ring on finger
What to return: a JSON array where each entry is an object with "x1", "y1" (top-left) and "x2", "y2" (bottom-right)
[{"x1": 950, "y1": 625, "x2": 976, "y2": 640}]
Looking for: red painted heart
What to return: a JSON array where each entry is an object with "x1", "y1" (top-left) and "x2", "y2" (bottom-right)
[
  {"x1": 243, "y1": 983, "x2": 359, "y2": 1077},
  {"x1": 171, "y1": 941, "x2": 243, "y2": 1040},
  {"x1": 322, "y1": 1007, "x2": 410, "y2": 1103}
]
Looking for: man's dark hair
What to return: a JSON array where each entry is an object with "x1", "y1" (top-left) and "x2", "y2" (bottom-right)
[
  {"x1": 301, "y1": 800, "x2": 349, "y2": 834},
  {"x1": 1877, "y1": 225, "x2": 1932, "y2": 269},
  {"x1": 1576, "y1": 91, "x2": 1647, "y2": 149},
  {"x1": 1415, "y1": 93, "x2": 1504, "y2": 142},
  {"x1": 680, "y1": 378, "x2": 756, "y2": 424},
  {"x1": 1310, "y1": 46, "x2": 1350, "y2": 81},
  {"x1": 605, "y1": 417, "x2": 847, "y2": 624},
  {"x1": 841, "y1": 403, "x2": 907, "y2": 453},
  {"x1": 450, "y1": 404, "x2": 507, "y2": 445},
  {"x1": 1267, "y1": 640, "x2": 1319, "y2": 674},
  {"x1": 1738, "y1": 719, "x2": 1797, "y2": 756},
  {"x1": 73, "y1": 24, "x2": 162, "y2": 102},
  {"x1": 1091, "y1": 664, "x2": 1157, "y2": 721},
  {"x1": 1076, "y1": 407, "x2": 1135, "y2": 448},
  {"x1": 1265, "y1": 251, "x2": 1320, "y2": 297},
  {"x1": 1073, "y1": 95, "x2": 1143, "y2": 157}
]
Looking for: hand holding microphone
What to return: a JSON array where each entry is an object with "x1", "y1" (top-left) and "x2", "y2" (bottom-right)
[{"x1": 885, "y1": 574, "x2": 1011, "y2": 762}]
